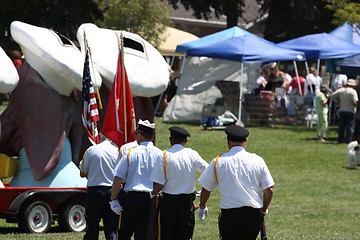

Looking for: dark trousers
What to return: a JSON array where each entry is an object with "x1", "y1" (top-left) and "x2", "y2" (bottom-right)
[
  {"x1": 218, "y1": 207, "x2": 263, "y2": 240},
  {"x1": 158, "y1": 193, "x2": 195, "y2": 240},
  {"x1": 338, "y1": 111, "x2": 356, "y2": 143},
  {"x1": 118, "y1": 191, "x2": 150, "y2": 240},
  {"x1": 83, "y1": 186, "x2": 118, "y2": 240}
]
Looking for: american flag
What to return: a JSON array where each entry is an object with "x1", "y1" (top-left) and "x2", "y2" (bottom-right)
[{"x1": 82, "y1": 49, "x2": 100, "y2": 145}]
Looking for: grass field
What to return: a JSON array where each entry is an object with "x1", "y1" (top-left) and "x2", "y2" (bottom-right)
[{"x1": 1, "y1": 118, "x2": 359, "y2": 239}]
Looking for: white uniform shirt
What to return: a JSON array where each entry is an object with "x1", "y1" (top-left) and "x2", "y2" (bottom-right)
[
  {"x1": 198, "y1": 146, "x2": 275, "y2": 209},
  {"x1": 115, "y1": 140, "x2": 139, "y2": 167},
  {"x1": 114, "y1": 141, "x2": 162, "y2": 192},
  {"x1": 150, "y1": 144, "x2": 208, "y2": 194},
  {"x1": 80, "y1": 140, "x2": 119, "y2": 187}
]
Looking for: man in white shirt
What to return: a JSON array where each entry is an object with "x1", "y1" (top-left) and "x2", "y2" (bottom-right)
[
  {"x1": 110, "y1": 119, "x2": 162, "y2": 240},
  {"x1": 198, "y1": 125, "x2": 274, "y2": 240},
  {"x1": 332, "y1": 74, "x2": 348, "y2": 90},
  {"x1": 305, "y1": 67, "x2": 322, "y2": 94},
  {"x1": 80, "y1": 134, "x2": 119, "y2": 240},
  {"x1": 150, "y1": 126, "x2": 208, "y2": 240}
]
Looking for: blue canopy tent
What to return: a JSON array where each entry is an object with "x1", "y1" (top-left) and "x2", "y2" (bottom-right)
[
  {"x1": 175, "y1": 26, "x2": 253, "y2": 76},
  {"x1": 175, "y1": 26, "x2": 252, "y2": 54},
  {"x1": 329, "y1": 22, "x2": 360, "y2": 45},
  {"x1": 278, "y1": 33, "x2": 360, "y2": 59},
  {"x1": 333, "y1": 55, "x2": 360, "y2": 76},
  {"x1": 278, "y1": 32, "x2": 360, "y2": 85},
  {"x1": 187, "y1": 34, "x2": 306, "y2": 122},
  {"x1": 187, "y1": 34, "x2": 305, "y2": 62},
  {"x1": 328, "y1": 23, "x2": 360, "y2": 76}
]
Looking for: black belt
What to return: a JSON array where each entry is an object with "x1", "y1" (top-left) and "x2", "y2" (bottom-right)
[
  {"x1": 221, "y1": 206, "x2": 260, "y2": 212},
  {"x1": 127, "y1": 191, "x2": 149, "y2": 195},
  {"x1": 162, "y1": 192, "x2": 196, "y2": 200}
]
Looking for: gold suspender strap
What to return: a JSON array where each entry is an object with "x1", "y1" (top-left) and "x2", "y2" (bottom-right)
[
  {"x1": 127, "y1": 148, "x2": 134, "y2": 166},
  {"x1": 163, "y1": 150, "x2": 167, "y2": 180},
  {"x1": 81, "y1": 149, "x2": 88, "y2": 175},
  {"x1": 119, "y1": 145, "x2": 124, "y2": 159},
  {"x1": 214, "y1": 154, "x2": 223, "y2": 184}
]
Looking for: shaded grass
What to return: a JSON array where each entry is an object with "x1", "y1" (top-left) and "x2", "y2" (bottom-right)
[{"x1": 1, "y1": 120, "x2": 359, "y2": 239}]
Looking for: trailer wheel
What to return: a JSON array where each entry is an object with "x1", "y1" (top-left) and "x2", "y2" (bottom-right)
[
  {"x1": 18, "y1": 200, "x2": 52, "y2": 233},
  {"x1": 59, "y1": 200, "x2": 87, "y2": 232}
]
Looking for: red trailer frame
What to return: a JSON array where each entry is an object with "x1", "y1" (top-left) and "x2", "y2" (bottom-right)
[{"x1": 0, "y1": 183, "x2": 87, "y2": 233}]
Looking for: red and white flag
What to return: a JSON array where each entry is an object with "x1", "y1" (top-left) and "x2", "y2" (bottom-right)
[
  {"x1": 102, "y1": 48, "x2": 136, "y2": 147},
  {"x1": 82, "y1": 49, "x2": 100, "y2": 145}
]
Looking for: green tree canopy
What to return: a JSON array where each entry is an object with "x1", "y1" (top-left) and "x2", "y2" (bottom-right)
[
  {"x1": 103, "y1": 0, "x2": 171, "y2": 47},
  {"x1": 261, "y1": 0, "x2": 335, "y2": 43},
  {"x1": 325, "y1": 0, "x2": 360, "y2": 26},
  {"x1": 0, "y1": 0, "x2": 103, "y2": 50},
  {"x1": 166, "y1": 0, "x2": 245, "y2": 28}
]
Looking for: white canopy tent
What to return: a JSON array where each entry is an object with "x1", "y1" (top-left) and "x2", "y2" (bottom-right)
[{"x1": 158, "y1": 27, "x2": 199, "y2": 56}]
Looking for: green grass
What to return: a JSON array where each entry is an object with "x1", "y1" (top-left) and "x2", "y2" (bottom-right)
[{"x1": 1, "y1": 119, "x2": 359, "y2": 239}]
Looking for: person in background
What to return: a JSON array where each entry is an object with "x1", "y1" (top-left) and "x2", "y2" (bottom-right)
[
  {"x1": 290, "y1": 74, "x2": 306, "y2": 95},
  {"x1": 331, "y1": 74, "x2": 348, "y2": 90},
  {"x1": 150, "y1": 126, "x2": 208, "y2": 240},
  {"x1": 254, "y1": 68, "x2": 268, "y2": 94},
  {"x1": 80, "y1": 134, "x2": 119, "y2": 240},
  {"x1": 315, "y1": 85, "x2": 330, "y2": 142},
  {"x1": 197, "y1": 125, "x2": 274, "y2": 240},
  {"x1": 264, "y1": 63, "x2": 287, "y2": 92},
  {"x1": 331, "y1": 79, "x2": 359, "y2": 143},
  {"x1": 10, "y1": 50, "x2": 23, "y2": 67},
  {"x1": 110, "y1": 119, "x2": 162, "y2": 240},
  {"x1": 303, "y1": 85, "x2": 316, "y2": 107},
  {"x1": 305, "y1": 67, "x2": 322, "y2": 94}
]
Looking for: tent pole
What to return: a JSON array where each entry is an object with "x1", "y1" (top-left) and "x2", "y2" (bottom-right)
[
  {"x1": 179, "y1": 54, "x2": 187, "y2": 77},
  {"x1": 305, "y1": 61, "x2": 310, "y2": 75},
  {"x1": 293, "y1": 60, "x2": 302, "y2": 95},
  {"x1": 170, "y1": 54, "x2": 176, "y2": 68},
  {"x1": 238, "y1": 63, "x2": 244, "y2": 124},
  {"x1": 316, "y1": 59, "x2": 320, "y2": 77}
]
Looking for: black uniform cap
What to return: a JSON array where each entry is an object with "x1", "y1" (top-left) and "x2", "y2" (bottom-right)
[
  {"x1": 169, "y1": 126, "x2": 191, "y2": 139},
  {"x1": 225, "y1": 125, "x2": 249, "y2": 142}
]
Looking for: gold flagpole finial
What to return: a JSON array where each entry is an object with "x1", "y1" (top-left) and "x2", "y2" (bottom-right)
[{"x1": 84, "y1": 30, "x2": 103, "y2": 109}]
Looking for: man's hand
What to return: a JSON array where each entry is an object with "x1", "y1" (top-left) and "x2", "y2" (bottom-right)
[
  {"x1": 261, "y1": 208, "x2": 269, "y2": 216},
  {"x1": 149, "y1": 191, "x2": 157, "y2": 199},
  {"x1": 109, "y1": 200, "x2": 123, "y2": 215},
  {"x1": 197, "y1": 206, "x2": 208, "y2": 221}
]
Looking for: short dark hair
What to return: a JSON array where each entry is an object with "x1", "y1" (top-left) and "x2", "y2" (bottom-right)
[{"x1": 136, "y1": 129, "x2": 154, "y2": 140}]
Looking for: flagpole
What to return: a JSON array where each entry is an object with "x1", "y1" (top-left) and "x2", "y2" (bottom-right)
[
  {"x1": 120, "y1": 32, "x2": 128, "y2": 143},
  {"x1": 83, "y1": 32, "x2": 103, "y2": 109}
]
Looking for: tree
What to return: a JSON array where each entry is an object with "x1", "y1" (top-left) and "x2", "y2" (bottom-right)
[
  {"x1": 260, "y1": 0, "x2": 336, "y2": 43},
  {"x1": 324, "y1": 0, "x2": 360, "y2": 26},
  {"x1": 166, "y1": 0, "x2": 245, "y2": 28},
  {"x1": 0, "y1": 0, "x2": 103, "y2": 50},
  {"x1": 103, "y1": 0, "x2": 171, "y2": 47}
]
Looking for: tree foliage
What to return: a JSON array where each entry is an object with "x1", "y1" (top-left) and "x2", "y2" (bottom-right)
[
  {"x1": 0, "y1": 0, "x2": 103, "y2": 49},
  {"x1": 165, "y1": 0, "x2": 245, "y2": 28},
  {"x1": 260, "y1": 0, "x2": 336, "y2": 43},
  {"x1": 103, "y1": 0, "x2": 171, "y2": 47},
  {"x1": 325, "y1": 0, "x2": 360, "y2": 26}
]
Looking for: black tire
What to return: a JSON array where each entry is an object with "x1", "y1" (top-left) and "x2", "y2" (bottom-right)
[
  {"x1": 58, "y1": 199, "x2": 87, "y2": 232},
  {"x1": 18, "y1": 200, "x2": 53, "y2": 233}
]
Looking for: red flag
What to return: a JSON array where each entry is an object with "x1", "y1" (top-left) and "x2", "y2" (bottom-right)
[
  {"x1": 82, "y1": 49, "x2": 100, "y2": 145},
  {"x1": 102, "y1": 50, "x2": 136, "y2": 147}
]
